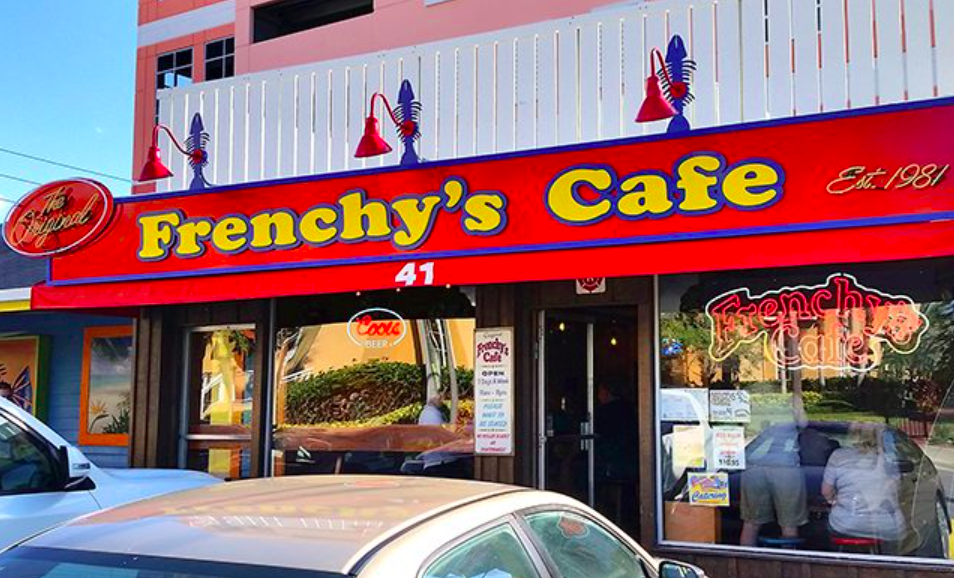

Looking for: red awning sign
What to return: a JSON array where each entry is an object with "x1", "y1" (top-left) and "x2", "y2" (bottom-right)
[{"x1": 33, "y1": 99, "x2": 954, "y2": 309}]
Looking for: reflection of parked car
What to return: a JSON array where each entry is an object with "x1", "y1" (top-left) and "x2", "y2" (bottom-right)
[
  {"x1": 400, "y1": 437, "x2": 474, "y2": 478},
  {"x1": 728, "y1": 422, "x2": 950, "y2": 557},
  {"x1": 0, "y1": 398, "x2": 219, "y2": 551},
  {"x1": 0, "y1": 476, "x2": 707, "y2": 578}
]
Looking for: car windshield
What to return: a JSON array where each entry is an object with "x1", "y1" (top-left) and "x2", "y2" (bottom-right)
[{"x1": 0, "y1": 547, "x2": 345, "y2": 578}]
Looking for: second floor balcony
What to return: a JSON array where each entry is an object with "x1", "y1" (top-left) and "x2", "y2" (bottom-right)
[{"x1": 154, "y1": 0, "x2": 954, "y2": 193}]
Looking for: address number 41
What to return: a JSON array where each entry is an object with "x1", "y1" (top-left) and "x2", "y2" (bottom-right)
[{"x1": 395, "y1": 262, "x2": 436, "y2": 286}]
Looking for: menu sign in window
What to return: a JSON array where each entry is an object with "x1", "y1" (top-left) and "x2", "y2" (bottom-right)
[{"x1": 474, "y1": 328, "x2": 514, "y2": 456}]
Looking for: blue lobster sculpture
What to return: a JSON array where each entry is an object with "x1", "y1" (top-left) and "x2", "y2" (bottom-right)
[
  {"x1": 186, "y1": 113, "x2": 211, "y2": 190},
  {"x1": 393, "y1": 79, "x2": 422, "y2": 165},
  {"x1": 657, "y1": 35, "x2": 697, "y2": 134}
]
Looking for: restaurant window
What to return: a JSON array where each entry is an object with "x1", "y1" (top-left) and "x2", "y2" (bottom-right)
[
  {"x1": 658, "y1": 258, "x2": 954, "y2": 562},
  {"x1": 271, "y1": 289, "x2": 475, "y2": 478},
  {"x1": 252, "y1": 0, "x2": 373, "y2": 43},
  {"x1": 204, "y1": 38, "x2": 235, "y2": 81},
  {"x1": 157, "y1": 48, "x2": 193, "y2": 90},
  {"x1": 182, "y1": 326, "x2": 256, "y2": 480}
]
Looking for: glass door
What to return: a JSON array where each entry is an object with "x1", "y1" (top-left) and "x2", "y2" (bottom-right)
[
  {"x1": 538, "y1": 307, "x2": 639, "y2": 536},
  {"x1": 181, "y1": 325, "x2": 256, "y2": 480},
  {"x1": 539, "y1": 311, "x2": 593, "y2": 505}
]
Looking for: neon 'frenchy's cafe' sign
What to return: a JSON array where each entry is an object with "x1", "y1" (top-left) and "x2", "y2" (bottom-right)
[{"x1": 705, "y1": 273, "x2": 930, "y2": 373}]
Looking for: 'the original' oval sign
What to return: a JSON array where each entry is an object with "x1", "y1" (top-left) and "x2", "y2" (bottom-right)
[
  {"x1": 4, "y1": 179, "x2": 115, "y2": 257},
  {"x1": 347, "y1": 308, "x2": 408, "y2": 349}
]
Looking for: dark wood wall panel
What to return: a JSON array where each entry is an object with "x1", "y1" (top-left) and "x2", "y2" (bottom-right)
[
  {"x1": 474, "y1": 284, "x2": 518, "y2": 485},
  {"x1": 633, "y1": 280, "x2": 656, "y2": 547},
  {"x1": 130, "y1": 306, "x2": 181, "y2": 468}
]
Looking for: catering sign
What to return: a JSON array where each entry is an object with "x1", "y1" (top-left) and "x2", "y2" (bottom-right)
[
  {"x1": 4, "y1": 179, "x2": 114, "y2": 257},
  {"x1": 38, "y1": 100, "x2": 954, "y2": 307}
]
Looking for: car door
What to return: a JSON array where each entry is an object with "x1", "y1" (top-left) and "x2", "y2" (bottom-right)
[
  {"x1": 0, "y1": 408, "x2": 99, "y2": 548},
  {"x1": 516, "y1": 508, "x2": 650, "y2": 578}
]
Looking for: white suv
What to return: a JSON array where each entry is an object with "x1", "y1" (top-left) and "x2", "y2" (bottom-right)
[{"x1": 0, "y1": 397, "x2": 219, "y2": 549}]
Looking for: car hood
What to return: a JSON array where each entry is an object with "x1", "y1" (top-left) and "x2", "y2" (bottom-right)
[
  {"x1": 90, "y1": 468, "x2": 221, "y2": 508},
  {"x1": 100, "y1": 468, "x2": 218, "y2": 483}
]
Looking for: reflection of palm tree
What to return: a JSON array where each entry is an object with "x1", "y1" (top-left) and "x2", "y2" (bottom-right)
[{"x1": 93, "y1": 337, "x2": 130, "y2": 365}]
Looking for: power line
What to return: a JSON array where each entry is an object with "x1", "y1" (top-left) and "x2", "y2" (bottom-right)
[
  {"x1": 0, "y1": 146, "x2": 132, "y2": 184},
  {"x1": 0, "y1": 172, "x2": 41, "y2": 187}
]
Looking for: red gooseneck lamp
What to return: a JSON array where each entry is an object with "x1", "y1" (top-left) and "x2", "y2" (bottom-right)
[
  {"x1": 636, "y1": 48, "x2": 684, "y2": 123},
  {"x1": 138, "y1": 124, "x2": 206, "y2": 182},
  {"x1": 355, "y1": 92, "x2": 417, "y2": 158}
]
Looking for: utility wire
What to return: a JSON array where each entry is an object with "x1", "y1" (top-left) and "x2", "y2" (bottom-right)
[
  {"x1": 0, "y1": 172, "x2": 41, "y2": 187},
  {"x1": 0, "y1": 146, "x2": 133, "y2": 183}
]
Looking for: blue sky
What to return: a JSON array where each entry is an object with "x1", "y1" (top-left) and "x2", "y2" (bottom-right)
[{"x1": 0, "y1": 2, "x2": 138, "y2": 206}]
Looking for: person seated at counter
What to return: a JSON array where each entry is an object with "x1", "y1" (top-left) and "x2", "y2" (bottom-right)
[{"x1": 821, "y1": 423, "x2": 906, "y2": 552}]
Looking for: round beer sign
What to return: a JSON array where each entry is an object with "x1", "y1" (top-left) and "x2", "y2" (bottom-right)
[
  {"x1": 3, "y1": 179, "x2": 114, "y2": 257},
  {"x1": 347, "y1": 308, "x2": 408, "y2": 349}
]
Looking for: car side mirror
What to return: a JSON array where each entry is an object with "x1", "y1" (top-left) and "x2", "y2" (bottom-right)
[
  {"x1": 60, "y1": 445, "x2": 93, "y2": 489},
  {"x1": 659, "y1": 560, "x2": 706, "y2": 578}
]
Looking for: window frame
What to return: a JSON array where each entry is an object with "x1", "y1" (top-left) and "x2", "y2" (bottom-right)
[
  {"x1": 0, "y1": 405, "x2": 66, "y2": 496},
  {"x1": 204, "y1": 37, "x2": 235, "y2": 82},
  {"x1": 251, "y1": 0, "x2": 374, "y2": 44},
  {"x1": 417, "y1": 515, "x2": 554, "y2": 578},
  {"x1": 652, "y1": 272, "x2": 954, "y2": 568},
  {"x1": 513, "y1": 505, "x2": 654, "y2": 578},
  {"x1": 156, "y1": 47, "x2": 194, "y2": 90},
  {"x1": 156, "y1": 46, "x2": 194, "y2": 122}
]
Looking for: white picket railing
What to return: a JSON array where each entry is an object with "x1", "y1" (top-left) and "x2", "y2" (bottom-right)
[{"x1": 156, "y1": 0, "x2": 954, "y2": 192}]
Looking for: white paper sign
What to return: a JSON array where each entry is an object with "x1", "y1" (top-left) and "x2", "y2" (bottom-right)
[
  {"x1": 672, "y1": 425, "x2": 706, "y2": 469},
  {"x1": 474, "y1": 328, "x2": 514, "y2": 455},
  {"x1": 711, "y1": 426, "x2": 746, "y2": 470},
  {"x1": 709, "y1": 390, "x2": 751, "y2": 423},
  {"x1": 660, "y1": 388, "x2": 709, "y2": 422}
]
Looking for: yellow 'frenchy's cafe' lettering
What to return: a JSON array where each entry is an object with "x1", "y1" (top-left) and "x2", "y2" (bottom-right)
[
  {"x1": 545, "y1": 153, "x2": 784, "y2": 224},
  {"x1": 137, "y1": 153, "x2": 785, "y2": 262},
  {"x1": 138, "y1": 177, "x2": 507, "y2": 261}
]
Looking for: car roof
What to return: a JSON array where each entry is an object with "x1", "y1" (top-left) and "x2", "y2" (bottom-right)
[
  {"x1": 23, "y1": 475, "x2": 523, "y2": 574},
  {"x1": 361, "y1": 490, "x2": 659, "y2": 578}
]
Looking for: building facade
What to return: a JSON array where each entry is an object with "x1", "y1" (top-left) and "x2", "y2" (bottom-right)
[
  {"x1": 36, "y1": 0, "x2": 954, "y2": 575},
  {"x1": 0, "y1": 243, "x2": 132, "y2": 468}
]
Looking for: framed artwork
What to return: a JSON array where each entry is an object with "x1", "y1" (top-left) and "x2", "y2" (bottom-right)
[
  {"x1": 0, "y1": 335, "x2": 49, "y2": 419},
  {"x1": 79, "y1": 326, "x2": 134, "y2": 446}
]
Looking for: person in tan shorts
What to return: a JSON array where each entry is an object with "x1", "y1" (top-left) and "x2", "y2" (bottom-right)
[
  {"x1": 740, "y1": 379, "x2": 809, "y2": 547},
  {"x1": 740, "y1": 459, "x2": 808, "y2": 545}
]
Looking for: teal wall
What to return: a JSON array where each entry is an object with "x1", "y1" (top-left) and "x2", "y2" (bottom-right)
[{"x1": 0, "y1": 311, "x2": 132, "y2": 468}]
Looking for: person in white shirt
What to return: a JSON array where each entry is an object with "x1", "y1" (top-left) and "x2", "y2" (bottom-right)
[
  {"x1": 821, "y1": 423, "x2": 906, "y2": 544},
  {"x1": 418, "y1": 391, "x2": 448, "y2": 425}
]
